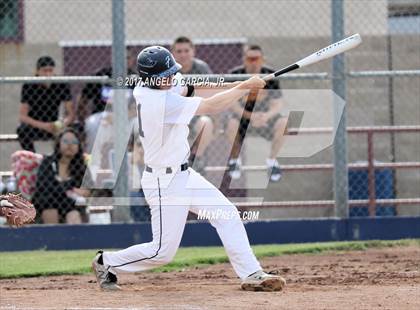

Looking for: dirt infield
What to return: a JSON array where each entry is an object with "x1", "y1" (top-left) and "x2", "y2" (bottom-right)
[{"x1": 1, "y1": 246, "x2": 419, "y2": 310}]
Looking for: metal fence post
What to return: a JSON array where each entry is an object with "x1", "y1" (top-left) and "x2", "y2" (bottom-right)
[
  {"x1": 111, "y1": 0, "x2": 130, "y2": 222},
  {"x1": 332, "y1": 0, "x2": 349, "y2": 218}
]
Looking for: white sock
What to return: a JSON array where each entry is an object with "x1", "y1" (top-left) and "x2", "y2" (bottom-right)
[{"x1": 266, "y1": 158, "x2": 279, "y2": 167}]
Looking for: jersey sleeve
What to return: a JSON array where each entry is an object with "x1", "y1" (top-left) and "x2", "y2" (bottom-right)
[{"x1": 164, "y1": 92, "x2": 202, "y2": 124}]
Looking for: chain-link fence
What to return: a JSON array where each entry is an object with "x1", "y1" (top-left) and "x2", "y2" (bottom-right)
[{"x1": 0, "y1": 0, "x2": 419, "y2": 224}]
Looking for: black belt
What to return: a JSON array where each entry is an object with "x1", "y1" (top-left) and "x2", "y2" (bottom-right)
[{"x1": 145, "y1": 163, "x2": 188, "y2": 174}]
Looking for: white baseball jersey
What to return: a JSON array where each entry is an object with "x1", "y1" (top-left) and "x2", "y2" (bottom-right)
[{"x1": 133, "y1": 73, "x2": 202, "y2": 167}]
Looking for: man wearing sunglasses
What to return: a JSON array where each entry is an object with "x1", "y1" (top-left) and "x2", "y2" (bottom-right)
[{"x1": 227, "y1": 45, "x2": 288, "y2": 182}]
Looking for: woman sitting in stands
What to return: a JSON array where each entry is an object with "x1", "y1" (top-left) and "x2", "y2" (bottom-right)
[{"x1": 33, "y1": 127, "x2": 92, "y2": 224}]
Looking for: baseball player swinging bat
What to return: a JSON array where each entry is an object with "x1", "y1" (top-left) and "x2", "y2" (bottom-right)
[
  {"x1": 263, "y1": 33, "x2": 362, "y2": 81},
  {"x1": 91, "y1": 36, "x2": 362, "y2": 293}
]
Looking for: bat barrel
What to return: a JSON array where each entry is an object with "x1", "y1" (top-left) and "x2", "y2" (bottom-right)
[
  {"x1": 263, "y1": 33, "x2": 362, "y2": 81},
  {"x1": 296, "y1": 33, "x2": 362, "y2": 68}
]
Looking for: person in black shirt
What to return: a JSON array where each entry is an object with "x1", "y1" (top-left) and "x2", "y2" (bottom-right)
[
  {"x1": 17, "y1": 56, "x2": 74, "y2": 152},
  {"x1": 227, "y1": 45, "x2": 288, "y2": 182}
]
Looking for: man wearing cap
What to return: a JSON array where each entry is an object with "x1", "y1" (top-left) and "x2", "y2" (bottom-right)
[{"x1": 17, "y1": 56, "x2": 75, "y2": 152}]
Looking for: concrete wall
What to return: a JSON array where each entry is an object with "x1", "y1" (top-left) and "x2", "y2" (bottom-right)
[
  {"x1": 22, "y1": 0, "x2": 387, "y2": 44},
  {"x1": 2, "y1": 1, "x2": 388, "y2": 74}
]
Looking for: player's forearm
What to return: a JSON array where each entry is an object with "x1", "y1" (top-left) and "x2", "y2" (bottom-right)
[
  {"x1": 193, "y1": 81, "x2": 240, "y2": 90},
  {"x1": 200, "y1": 84, "x2": 250, "y2": 114},
  {"x1": 197, "y1": 76, "x2": 265, "y2": 115}
]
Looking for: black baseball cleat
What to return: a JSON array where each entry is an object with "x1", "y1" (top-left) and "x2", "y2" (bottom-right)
[{"x1": 92, "y1": 251, "x2": 121, "y2": 291}]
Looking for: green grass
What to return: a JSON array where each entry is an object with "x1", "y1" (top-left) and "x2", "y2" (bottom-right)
[{"x1": 0, "y1": 239, "x2": 418, "y2": 279}]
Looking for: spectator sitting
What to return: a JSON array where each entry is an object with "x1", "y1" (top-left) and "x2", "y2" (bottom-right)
[
  {"x1": 17, "y1": 56, "x2": 75, "y2": 152},
  {"x1": 32, "y1": 127, "x2": 92, "y2": 224},
  {"x1": 227, "y1": 45, "x2": 288, "y2": 182},
  {"x1": 171, "y1": 36, "x2": 214, "y2": 175}
]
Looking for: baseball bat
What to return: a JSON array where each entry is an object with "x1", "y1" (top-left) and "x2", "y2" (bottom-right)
[{"x1": 263, "y1": 33, "x2": 362, "y2": 81}]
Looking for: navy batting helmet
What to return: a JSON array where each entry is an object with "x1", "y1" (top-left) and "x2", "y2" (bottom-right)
[{"x1": 137, "y1": 46, "x2": 181, "y2": 81}]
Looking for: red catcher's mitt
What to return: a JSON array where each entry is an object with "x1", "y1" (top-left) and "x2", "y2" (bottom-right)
[{"x1": 0, "y1": 194, "x2": 36, "y2": 227}]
